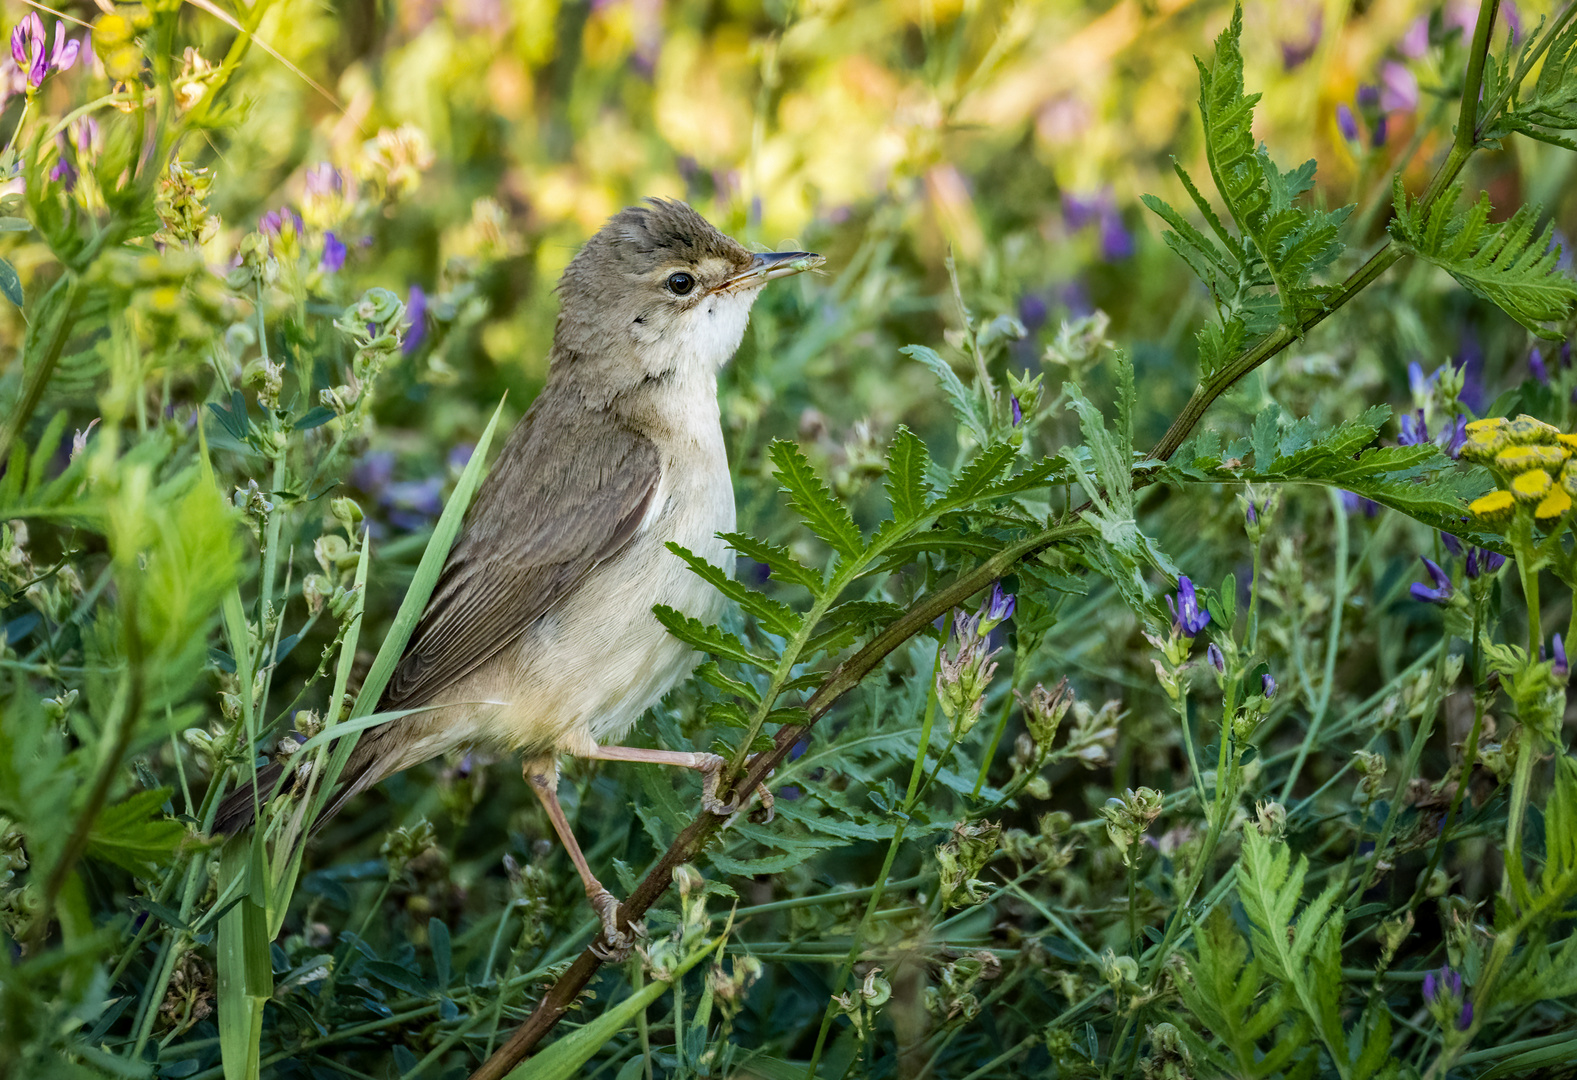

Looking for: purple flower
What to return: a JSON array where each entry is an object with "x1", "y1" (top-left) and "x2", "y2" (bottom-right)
[
  {"x1": 383, "y1": 476, "x2": 444, "y2": 531},
  {"x1": 1555, "y1": 634, "x2": 1568, "y2": 679},
  {"x1": 304, "y1": 162, "x2": 343, "y2": 197},
  {"x1": 1372, "y1": 113, "x2": 1388, "y2": 148},
  {"x1": 1465, "y1": 547, "x2": 1506, "y2": 579},
  {"x1": 1426, "y1": 965, "x2": 1464, "y2": 1003},
  {"x1": 1011, "y1": 396, "x2": 1023, "y2": 426},
  {"x1": 351, "y1": 450, "x2": 395, "y2": 494},
  {"x1": 11, "y1": 13, "x2": 44, "y2": 88},
  {"x1": 447, "y1": 443, "x2": 474, "y2": 471},
  {"x1": 320, "y1": 231, "x2": 346, "y2": 273},
  {"x1": 983, "y1": 581, "x2": 1015, "y2": 626},
  {"x1": 1168, "y1": 576, "x2": 1211, "y2": 637},
  {"x1": 1440, "y1": 415, "x2": 1467, "y2": 459},
  {"x1": 1337, "y1": 103, "x2": 1360, "y2": 143},
  {"x1": 1530, "y1": 346, "x2": 1549, "y2": 384},
  {"x1": 1441, "y1": 533, "x2": 1464, "y2": 558},
  {"x1": 1246, "y1": 499, "x2": 1259, "y2": 525},
  {"x1": 404, "y1": 285, "x2": 427, "y2": 354},
  {"x1": 48, "y1": 132, "x2": 75, "y2": 191},
  {"x1": 1504, "y1": 1, "x2": 1522, "y2": 43},
  {"x1": 1280, "y1": 10, "x2": 1321, "y2": 70},
  {"x1": 259, "y1": 207, "x2": 303, "y2": 237},
  {"x1": 1357, "y1": 84, "x2": 1381, "y2": 110},
  {"x1": 1380, "y1": 61, "x2": 1419, "y2": 113},
  {"x1": 1262, "y1": 673, "x2": 1277, "y2": 699},
  {"x1": 1399, "y1": 409, "x2": 1429, "y2": 446},
  {"x1": 1410, "y1": 556, "x2": 1453, "y2": 604},
  {"x1": 1399, "y1": 17, "x2": 1429, "y2": 58},
  {"x1": 1207, "y1": 643, "x2": 1225, "y2": 673},
  {"x1": 48, "y1": 20, "x2": 78, "y2": 73},
  {"x1": 1339, "y1": 490, "x2": 1380, "y2": 517},
  {"x1": 1063, "y1": 189, "x2": 1132, "y2": 262},
  {"x1": 1018, "y1": 293, "x2": 1048, "y2": 332},
  {"x1": 1458, "y1": 1002, "x2": 1473, "y2": 1030},
  {"x1": 1408, "y1": 360, "x2": 1434, "y2": 400}
]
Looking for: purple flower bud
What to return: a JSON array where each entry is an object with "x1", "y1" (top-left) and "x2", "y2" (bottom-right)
[
  {"x1": 404, "y1": 285, "x2": 427, "y2": 354},
  {"x1": 1245, "y1": 500, "x2": 1258, "y2": 526},
  {"x1": 1011, "y1": 396, "x2": 1023, "y2": 426},
  {"x1": 1441, "y1": 533, "x2": 1464, "y2": 558},
  {"x1": 1530, "y1": 347, "x2": 1549, "y2": 384},
  {"x1": 1410, "y1": 556, "x2": 1453, "y2": 604},
  {"x1": 1399, "y1": 409, "x2": 1429, "y2": 446},
  {"x1": 1357, "y1": 84, "x2": 1381, "y2": 110},
  {"x1": 1262, "y1": 673, "x2": 1277, "y2": 699},
  {"x1": 1408, "y1": 360, "x2": 1429, "y2": 399},
  {"x1": 1504, "y1": 0, "x2": 1522, "y2": 43},
  {"x1": 1380, "y1": 61, "x2": 1419, "y2": 113},
  {"x1": 1424, "y1": 970, "x2": 1437, "y2": 1002},
  {"x1": 1207, "y1": 643, "x2": 1225, "y2": 673},
  {"x1": 11, "y1": 13, "x2": 45, "y2": 89},
  {"x1": 1440, "y1": 415, "x2": 1467, "y2": 459},
  {"x1": 1458, "y1": 1002, "x2": 1473, "y2": 1030},
  {"x1": 1337, "y1": 104, "x2": 1360, "y2": 143},
  {"x1": 1018, "y1": 293, "x2": 1048, "y2": 332},
  {"x1": 320, "y1": 231, "x2": 346, "y2": 274},
  {"x1": 1467, "y1": 548, "x2": 1506, "y2": 578},
  {"x1": 1168, "y1": 575, "x2": 1212, "y2": 637},
  {"x1": 1555, "y1": 634, "x2": 1568, "y2": 678},
  {"x1": 1371, "y1": 113, "x2": 1388, "y2": 148},
  {"x1": 1447, "y1": 968, "x2": 1462, "y2": 997},
  {"x1": 48, "y1": 132, "x2": 75, "y2": 191},
  {"x1": 1099, "y1": 211, "x2": 1135, "y2": 261}
]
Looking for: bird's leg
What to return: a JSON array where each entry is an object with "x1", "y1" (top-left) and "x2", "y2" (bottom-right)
[
  {"x1": 582, "y1": 745, "x2": 774, "y2": 823},
  {"x1": 522, "y1": 756, "x2": 638, "y2": 960}
]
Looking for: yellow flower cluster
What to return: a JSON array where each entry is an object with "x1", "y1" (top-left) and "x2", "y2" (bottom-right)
[{"x1": 1460, "y1": 415, "x2": 1577, "y2": 525}]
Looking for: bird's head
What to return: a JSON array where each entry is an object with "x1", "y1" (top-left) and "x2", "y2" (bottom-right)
[{"x1": 552, "y1": 199, "x2": 821, "y2": 397}]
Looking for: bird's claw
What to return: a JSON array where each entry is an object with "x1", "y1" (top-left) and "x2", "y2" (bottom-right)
[
  {"x1": 588, "y1": 888, "x2": 641, "y2": 962},
  {"x1": 699, "y1": 755, "x2": 775, "y2": 823}
]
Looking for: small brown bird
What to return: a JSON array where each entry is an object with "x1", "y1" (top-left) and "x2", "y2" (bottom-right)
[{"x1": 217, "y1": 200, "x2": 821, "y2": 953}]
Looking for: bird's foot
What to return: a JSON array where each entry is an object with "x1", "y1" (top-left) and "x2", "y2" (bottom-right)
[
  {"x1": 588, "y1": 887, "x2": 642, "y2": 962},
  {"x1": 698, "y1": 754, "x2": 776, "y2": 824}
]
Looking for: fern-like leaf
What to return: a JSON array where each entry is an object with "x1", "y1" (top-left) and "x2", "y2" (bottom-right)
[
  {"x1": 666, "y1": 543, "x2": 802, "y2": 638},
  {"x1": 1390, "y1": 180, "x2": 1577, "y2": 338},
  {"x1": 884, "y1": 426, "x2": 934, "y2": 523},
  {"x1": 768, "y1": 440, "x2": 865, "y2": 561}
]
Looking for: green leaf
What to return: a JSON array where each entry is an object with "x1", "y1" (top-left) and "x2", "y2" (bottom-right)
[
  {"x1": 936, "y1": 440, "x2": 1020, "y2": 509},
  {"x1": 0, "y1": 256, "x2": 22, "y2": 307},
  {"x1": 803, "y1": 599, "x2": 906, "y2": 657},
  {"x1": 902, "y1": 344, "x2": 990, "y2": 444},
  {"x1": 693, "y1": 661, "x2": 762, "y2": 704},
  {"x1": 652, "y1": 604, "x2": 770, "y2": 670},
  {"x1": 666, "y1": 542, "x2": 801, "y2": 638},
  {"x1": 1543, "y1": 755, "x2": 1577, "y2": 896},
  {"x1": 85, "y1": 787, "x2": 186, "y2": 876},
  {"x1": 1390, "y1": 180, "x2": 1577, "y2": 338},
  {"x1": 720, "y1": 532, "x2": 824, "y2": 595},
  {"x1": 0, "y1": 216, "x2": 32, "y2": 232},
  {"x1": 768, "y1": 440, "x2": 864, "y2": 561},
  {"x1": 884, "y1": 425, "x2": 934, "y2": 523},
  {"x1": 1490, "y1": 16, "x2": 1577, "y2": 151}
]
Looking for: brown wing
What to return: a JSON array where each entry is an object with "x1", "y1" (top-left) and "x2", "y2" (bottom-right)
[{"x1": 379, "y1": 395, "x2": 661, "y2": 711}]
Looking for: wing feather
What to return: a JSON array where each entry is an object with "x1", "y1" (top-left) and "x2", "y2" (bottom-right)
[{"x1": 379, "y1": 395, "x2": 661, "y2": 711}]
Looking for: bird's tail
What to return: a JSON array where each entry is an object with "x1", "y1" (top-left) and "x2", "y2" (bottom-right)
[{"x1": 206, "y1": 737, "x2": 387, "y2": 838}]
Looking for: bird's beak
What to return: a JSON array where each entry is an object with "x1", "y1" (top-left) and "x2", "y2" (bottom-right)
[{"x1": 723, "y1": 250, "x2": 825, "y2": 290}]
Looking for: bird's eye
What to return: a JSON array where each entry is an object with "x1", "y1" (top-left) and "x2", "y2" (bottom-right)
[{"x1": 666, "y1": 272, "x2": 696, "y2": 296}]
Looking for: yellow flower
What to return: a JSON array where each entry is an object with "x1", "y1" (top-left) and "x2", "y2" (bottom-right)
[
  {"x1": 1504, "y1": 415, "x2": 1560, "y2": 445},
  {"x1": 1511, "y1": 469, "x2": 1554, "y2": 502},
  {"x1": 1459, "y1": 430, "x2": 1507, "y2": 463},
  {"x1": 1469, "y1": 489, "x2": 1516, "y2": 521},
  {"x1": 1495, "y1": 445, "x2": 1569, "y2": 472},
  {"x1": 1564, "y1": 459, "x2": 1577, "y2": 497},
  {"x1": 1559, "y1": 433, "x2": 1577, "y2": 451},
  {"x1": 1465, "y1": 417, "x2": 1507, "y2": 435},
  {"x1": 1537, "y1": 488, "x2": 1573, "y2": 521}
]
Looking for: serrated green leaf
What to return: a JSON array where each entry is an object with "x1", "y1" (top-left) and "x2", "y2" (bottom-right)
[
  {"x1": 884, "y1": 425, "x2": 934, "y2": 522},
  {"x1": 86, "y1": 787, "x2": 187, "y2": 876},
  {"x1": 666, "y1": 542, "x2": 801, "y2": 637},
  {"x1": 936, "y1": 440, "x2": 1020, "y2": 509},
  {"x1": 720, "y1": 532, "x2": 823, "y2": 595},
  {"x1": 1391, "y1": 180, "x2": 1577, "y2": 338},
  {"x1": 902, "y1": 344, "x2": 990, "y2": 444},
  {"x1": 694, "y1": 661, "x2": 762, "y2": 705},
  {"x1": 768, "y1": 440, "x2": 864, "y2": 561},
  {"x1": 652, "y1": 604, "x2": 770, "y2": 670}
]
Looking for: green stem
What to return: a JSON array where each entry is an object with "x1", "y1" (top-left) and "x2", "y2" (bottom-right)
[
  {"x1": 1504, "y1": 727, "x2": 1541, "y2": 910},
  {"x1": 802, "y1": 643, "x2": 944, "y2": 1079},
  {"x1": 1280, "y1": 488, "x2": 1349, "y2": 801}
]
